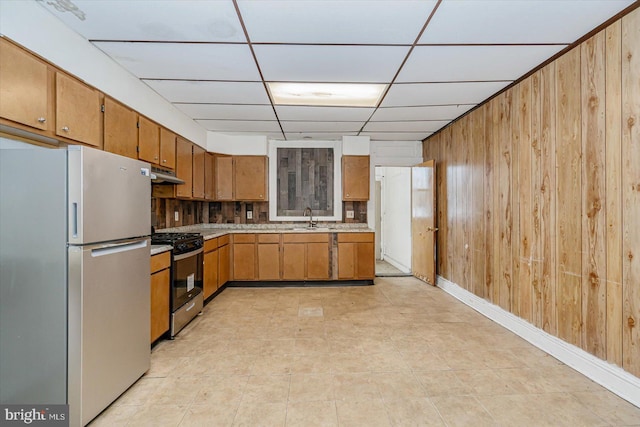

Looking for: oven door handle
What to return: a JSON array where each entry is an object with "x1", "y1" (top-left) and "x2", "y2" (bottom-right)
[{"x1": 173, "y1": 247, "x2": 203, "y2": 261}]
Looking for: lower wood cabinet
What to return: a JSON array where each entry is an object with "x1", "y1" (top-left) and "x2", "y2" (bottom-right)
[
  {"x1": 258, "y1": 234, "x2": 280, "y2": 280},
  {"x1": 218, "y1": 235, "x2": 230, "y2": 286},
  {"x1": 203, "y1": 238, "x2": 219, "y2": 300},
  {"x1": 337, "y1": 233, "x2": 375, "y2": 280},
  {"x1": 282, "y1": 233, "x2": 329, "y2": 280},
  {"x1": 232, "y1": 234, "x2": 257, "y2": 280},
  {"x1": 150, "y1": 251, "x2": 171, "y2": 343}
]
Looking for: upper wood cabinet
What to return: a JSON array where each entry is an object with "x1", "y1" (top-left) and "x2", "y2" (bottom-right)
[
  {"x1": 175, "y1": 137, "x2": 193, "y2": 199},
  {"x1": 235, "y1": 156, "x2": 267, "y2": 201},
  {"x1": 342, "y1": 155, "x2": 370, "y2": 201},
  {"x1": 55, "y1": 72, "x2": 101, "y2": 147},
  {"x1": 103, "y1": 97, "x2": 138, "y2": 159},
  {"x1": 159, "y1": 128, "x2": 176, "y2": 169},
  {"x1": 138, "y1": 115, "x2": 160, "y2": 164},
  {"x1": 204, "y1": 152, "x2": 215, "y2": 201},
  {"x1": 192, "y1": 144, "x2": 206, "y2": 200},
  {"x1": 215, "y1": 155, "x2": 233, "y2": 201},
  {"x1": 0, "y1": 38, "x2": 50, "y2": 131}
]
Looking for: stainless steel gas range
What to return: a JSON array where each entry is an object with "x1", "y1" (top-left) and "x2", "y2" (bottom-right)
[{"x1": 151, "y1": 232, "x2": 204, "y2": 338}]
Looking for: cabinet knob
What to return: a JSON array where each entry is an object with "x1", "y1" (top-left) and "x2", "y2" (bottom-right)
[
  {"x1": 37, "y1": 117, "x2": 46, "y2": 123},
  {"x1": 154, "y1": 156, "x2": 158, "y2": 160},
  {"x1": 346, "y1": 193, "x2": 350, "y2": 197},
  {"x1": 259, "y1": 194, "x2": 263, "y2": 198},
  {"x1": 62, "y1": 126, "x2": 70, "y2": 132},
  {"x1": 162, "y1": 159, "x2": 167, "y2": 163}
]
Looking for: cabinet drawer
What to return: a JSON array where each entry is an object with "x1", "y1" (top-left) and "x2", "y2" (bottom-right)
[
  {"x1": 204, "y1": 237, "x2": 218, "y2": 252},
  {"x1": 337, "y1": 232, "x2": 374, "y2": 243},
  {"x1": 150, "y1": 251, "x2": 171, "y2": 274},
  {"x1": 233, "y1": 234, "x2": 256, "y2": 244},
  {"x1": 218, "y1": 234, "x2": 230, "y2": 246},
  {"x1": 258, "y1": 234, "x2": 280, "y2": 243},
  {"x1": 283, "y1": 233, "x2": 329, "y2": 243}
]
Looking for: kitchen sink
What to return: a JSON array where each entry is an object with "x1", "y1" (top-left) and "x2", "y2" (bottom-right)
[{"x1": 291, "y1": 227, "x2": 330, "y2": 232}]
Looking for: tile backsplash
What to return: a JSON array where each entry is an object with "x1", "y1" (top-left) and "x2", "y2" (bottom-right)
[{"x1": 152, "y1": 198, "x2": 367, "y2": 229}]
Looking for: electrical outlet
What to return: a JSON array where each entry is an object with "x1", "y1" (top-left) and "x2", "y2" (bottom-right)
[
  {"x1": 174, "y1": 211, "x2": 179, "y2": 221},
  {"x1": 246, "y1": 210, "x2": 253, "y2": 220},
  {"x1": 346, "y1": 210, "x2": 354, "y2": 219}
]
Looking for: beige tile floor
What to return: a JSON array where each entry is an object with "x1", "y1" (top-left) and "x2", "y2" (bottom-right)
[
  {"x1": 91, "y1": 277, "x2": 640, "y2": 427},
  {"x1": 375, "y1": 260, "x2": 411, "y2": 277}
]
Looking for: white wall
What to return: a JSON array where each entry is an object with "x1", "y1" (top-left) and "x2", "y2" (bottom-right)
[
  {"x1": 207, "y1": 133, "x2": 268, "y2": 155},
  {"x1": 0, "y1": 1, "x2": 207, "y2": 147},
  {"x1": 368, "y1": 140, "x2": 423, "y2": 230},
  {"x1": 379, "y1": 167, "x2": 412, "y2": 273}
]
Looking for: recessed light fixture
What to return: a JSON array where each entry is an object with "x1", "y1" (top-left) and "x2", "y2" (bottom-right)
[{"x1": 267, "y1": 82, "x2": 387, "y2": 107}]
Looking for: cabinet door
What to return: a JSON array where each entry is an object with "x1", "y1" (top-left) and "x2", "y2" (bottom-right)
[
  {"x1": 150, "y1": 268, "x2": 170, "y2": 343},
  {"x1": 218, "y1": 243, "x2": 230, "y2": 286},
  {"x1": 215, "y1": 155, "x2": 233, "y2": 200},
  {"x1": 258, "y1": 243, "x2": 280, "y2": 280},
  {"x1": 356, "y1": 242, "x2": 375, "y2": 279},
  {"x1": 192, "y1": 145, "x2": 205, "y2": 200},
  {"x1": 0, "y1": 39, "x2": 49, "y2": 131},
  {"x1": 159, "y1": 128, "x2": 176, "y2": 169},
  {"x1": 342, "y1": 155, "x2": 370, "y2": 200},
  {"x1": 103, "y1": 97, "x2": 138, "y2": 159},
  {"x1": 233, "y1": 237, "x2": 256, "y2": 280},
  {"x1": 282, "y1": 243, "x2": 305, "y2": 280},
  {"x1": 203, "y1": 249, "x2": 219, "y2": 300},
  {"x1": 307, "y1": 242, "x2": 329, "y2": 279},
  {"x1": 338, "y1": 242, "x2": 356, "y2": 279},
  {"x1": 138, "y1": 115, "x2": 160, "y2": 164},
  {"x1": 235, "y1": 156, "x2": 267, "y2": 200},
  {"x1": 175, "y1": 137, "x2": 193, "y2": 199},
  {"x1": 55, "y1": 72, "x2": 100, "y2": 146},
  {"x1": 204, "y1": 152, "x2": 215, "y2": 200}
]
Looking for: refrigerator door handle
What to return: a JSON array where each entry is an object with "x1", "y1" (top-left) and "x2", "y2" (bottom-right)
[
  {"x1": 91, "y1": 239, "x2": 148, "y2": 258},
  {"x1": 72, "y1": 202, "x2": 78, "y2": 238}
]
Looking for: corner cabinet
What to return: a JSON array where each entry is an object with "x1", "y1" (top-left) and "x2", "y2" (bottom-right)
[
  {"x1": 192, "y1": 145, "x2": 206, "y2": 200},
  {"x1": 234, "y1": 156, "x2": 268, "y2": 201},
  {"x1": 342, "y1": 155, "x2": 370, "y2": 201},
  {"x1": 150, "y1": 251, "x2": 171, "y2": 343}
]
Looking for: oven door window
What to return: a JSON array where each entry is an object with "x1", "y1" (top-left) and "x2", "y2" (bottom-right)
[{"x1": 173, "y1": 252, "x2": 203, "y2": 309}]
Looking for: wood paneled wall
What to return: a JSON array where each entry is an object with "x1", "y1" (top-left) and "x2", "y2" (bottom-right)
[{"x1": 422, "y1": 8, "x2": 640, "y2": 377}]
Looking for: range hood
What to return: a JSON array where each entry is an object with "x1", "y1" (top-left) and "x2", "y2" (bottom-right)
[{"x1": 150, "y1": 167, "x2": 184, "y2": 185}]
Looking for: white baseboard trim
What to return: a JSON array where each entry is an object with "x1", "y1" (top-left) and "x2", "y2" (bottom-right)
[{"x1": 436, "y1": 275, "x2": 640, "y2": 409}]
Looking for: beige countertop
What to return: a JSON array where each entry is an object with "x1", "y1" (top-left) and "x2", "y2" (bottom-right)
[
  {"x1": 150, "y1": 244, "x2": 172, "y2": 256},
  {"x1": 156, "y1": 223, "x2": 373, "y2": 240}
]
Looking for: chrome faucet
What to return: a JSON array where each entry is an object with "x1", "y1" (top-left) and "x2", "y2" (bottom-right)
[{"x1": 303, "y1": 207, "x2": 316, "y2": 228}]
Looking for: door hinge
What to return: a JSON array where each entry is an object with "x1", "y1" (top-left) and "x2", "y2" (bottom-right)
[
  {"x1": 136, "y1": 121, "x2": 140, "y2": 129},
  {"x1": 136, "y1": 146, "x2": 140, "y2": 153},
  {"x1": 100, "y1": 104, "x2": 105, "y2": 113}
]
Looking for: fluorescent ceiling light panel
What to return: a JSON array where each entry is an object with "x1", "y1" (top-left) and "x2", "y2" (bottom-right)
[{"x1": 268, "y1": 82, "x2": 386, "y2": 107}]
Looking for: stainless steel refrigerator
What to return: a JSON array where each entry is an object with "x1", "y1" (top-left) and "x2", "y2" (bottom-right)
[{"x1": 0, "y1": 140, "x2": 151, "y2": 426}]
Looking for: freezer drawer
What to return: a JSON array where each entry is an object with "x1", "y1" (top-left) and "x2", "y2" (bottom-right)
[{"x1": 68, "y1": 238, "x2": 150, "y2": 426}]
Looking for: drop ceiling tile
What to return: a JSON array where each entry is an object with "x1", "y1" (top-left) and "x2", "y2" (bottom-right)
[
  {"x1": 213, "y1": 131, "x2": 285, "y2": 140},
  {"x1": 38, "y1": 0, "x2": 245, "y2": 42},
  {"x1": 254, "y1": 45, "x2": 410, "y2": 82},
  {"x1": 420, "y1": 0, "x2": 634, "y2": 44},
  {"x1": 237, "y1": 0, "x2": 437, "y2": 44},
  {"x1": 381, "y1": 82, "x2": 510, "y2": 107},
  {"x1": 196, "y1": 120, "x2": 282, "y2": 132},
  {"x1": 363, "y1": 120, "x2": 450, "y2": 132},
  {"x1": 398, "y1": 45, "x2": 566, "y2": 83},
  {"x1": 275, "y1": 106, "x2": 374, "y2": 121},
  {"x1": 175, "y1": 104, "x2": 277, "y2": 121},
  {"x1": 144, "y1": 81, "x2": 270, "y2": 104},
  {"x1": 360, "y1": 132, "x2": 431, "y2": 141},
  {"x1": 371, "y1": 105, "x2": 475, "y2": 121},
  {"x1": 285, "y1": 132, "x2": 356, "y2": 141},
  {"x1": 93, "y1": 42, "x2": 260, "y2": 80},
  {"x1": 281, "y1": 121, "x2": 363, "y2": 133}
]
